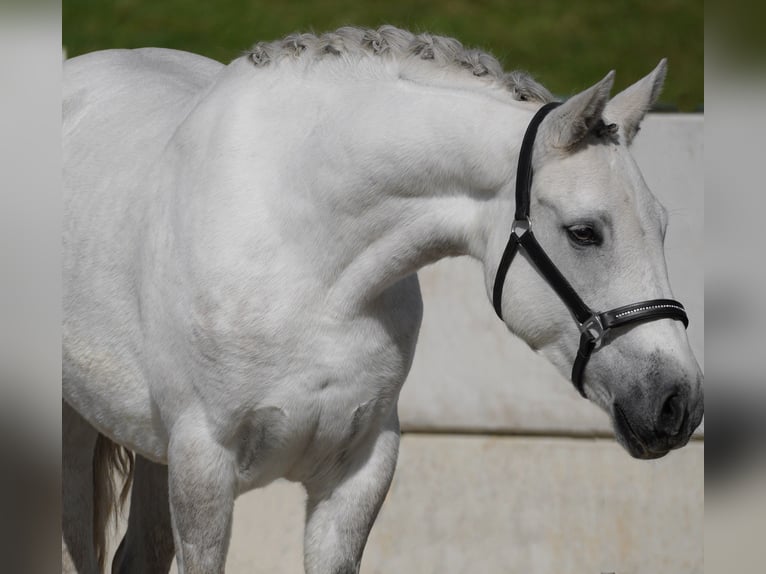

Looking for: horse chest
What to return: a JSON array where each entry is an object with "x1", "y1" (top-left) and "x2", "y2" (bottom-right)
[{"x1": 231, "y1": 277, "x2": 423, "y2": 486}]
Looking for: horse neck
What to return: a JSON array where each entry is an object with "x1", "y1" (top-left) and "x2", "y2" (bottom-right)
[
  {"x1": 189, "y1": 65, "x2": 533, "y2": 313},
  {"x1": 275, "y1": 77, "x2": 533, "y2": 310}
]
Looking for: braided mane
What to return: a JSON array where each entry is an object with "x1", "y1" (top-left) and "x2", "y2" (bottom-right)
[{"x1": 243, "y1": 25, "x2": 553, "y2": 104}]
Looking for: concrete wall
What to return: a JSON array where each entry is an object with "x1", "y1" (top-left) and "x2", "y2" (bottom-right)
[
  {"x1": 88, "y1": 114, "x2": 703, "y2": 573},
  {"x1": 222, "y1": 436, "x2": 703, "y2": 574}
]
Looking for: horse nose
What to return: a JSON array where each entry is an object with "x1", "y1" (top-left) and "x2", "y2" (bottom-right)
[{"x1": 655, "y1": 386, "x2": 688, "y2": 438}]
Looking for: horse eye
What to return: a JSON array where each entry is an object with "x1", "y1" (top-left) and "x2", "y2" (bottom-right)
[{"x1": 566, "y1": 225, "x2": 601, "y2": 246}]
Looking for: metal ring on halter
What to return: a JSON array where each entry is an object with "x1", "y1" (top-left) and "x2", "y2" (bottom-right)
[
  {"x1": 510, "y1": 217, "x2": 531, "y2": 238},
  {"x1": 579, "y1": 314, "x2": 606, "y2": 345}
]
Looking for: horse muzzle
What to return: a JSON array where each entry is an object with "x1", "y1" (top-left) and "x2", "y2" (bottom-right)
[{"x1": 612, "y1": 382, "x2": 704, "y2": 459}]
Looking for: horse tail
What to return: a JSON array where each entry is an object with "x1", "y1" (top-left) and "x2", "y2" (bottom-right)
[{"x1": 92, "y1": 433, "x2": 134, "y2": 573}]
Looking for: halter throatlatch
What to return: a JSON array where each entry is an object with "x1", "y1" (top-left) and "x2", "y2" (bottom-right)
[{"x1": 492, "y1": 102, "x2": 689, "y2": 397}]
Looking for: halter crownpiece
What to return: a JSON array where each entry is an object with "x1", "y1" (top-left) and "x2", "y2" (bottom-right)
[{"x1": 492, "y1": 102, "x2": 689, "y2": 397}]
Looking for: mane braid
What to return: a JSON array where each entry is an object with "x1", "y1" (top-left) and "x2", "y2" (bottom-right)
[{"x1": 243, "y1": 25, "x2": 553, "y2": 104}]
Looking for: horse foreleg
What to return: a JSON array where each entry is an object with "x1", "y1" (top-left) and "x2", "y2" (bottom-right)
[
  {"x1": 167, "y1": 422, "x2": 236, "y2": 574},
  {"x1": 62, "y1": 400, "x2": 99, "y2": 573},
  {"x1": 112, "y1": 455, "x2": 174, "y2": 574},
  {"x1": 302, "y1": 411, "x2": 400, "y2": 574}
]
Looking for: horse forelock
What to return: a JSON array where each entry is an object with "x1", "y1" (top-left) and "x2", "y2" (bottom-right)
[{"x1": 241, "y1": 26, "x2": 554, "y2": 104}]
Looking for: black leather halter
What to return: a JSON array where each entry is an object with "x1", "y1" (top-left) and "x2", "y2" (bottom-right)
[{"x1": 492, "y1": 102, "x2": 689, "y2": 397}]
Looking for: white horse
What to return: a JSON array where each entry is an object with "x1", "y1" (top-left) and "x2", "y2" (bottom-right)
[{"x1": 63, "y1": 26, "x2": 703, "y2": 574}]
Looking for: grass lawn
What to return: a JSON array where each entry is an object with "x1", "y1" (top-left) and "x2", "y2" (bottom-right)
[{"x1": 63, "y1": 0, "x2": 702, "y2": 110}]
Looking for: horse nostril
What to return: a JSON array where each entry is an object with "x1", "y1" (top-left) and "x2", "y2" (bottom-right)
[{"x1": 657, "y1": 391, "x2": 686, "y2": 438}]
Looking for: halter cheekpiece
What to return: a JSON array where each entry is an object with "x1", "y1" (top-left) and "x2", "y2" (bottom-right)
[{"x1": 492, "y1": 102, "x2": 689, "y2": 397}]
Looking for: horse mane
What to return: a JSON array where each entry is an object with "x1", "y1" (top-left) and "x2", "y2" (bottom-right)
[{"x1": 243, "y1": 25, "x2": 554, "y2": 104}]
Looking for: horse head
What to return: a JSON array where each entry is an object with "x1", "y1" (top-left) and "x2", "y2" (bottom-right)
[{"x1": 489, "y1": 61, "x2": 703, "y2": 459}]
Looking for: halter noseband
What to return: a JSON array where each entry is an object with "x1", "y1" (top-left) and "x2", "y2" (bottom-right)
[{"x1": 492, "y1": 102, "x2": 689, "y2": 397}]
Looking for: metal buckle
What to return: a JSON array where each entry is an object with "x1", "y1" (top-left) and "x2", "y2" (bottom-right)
[
  {"x1": 511, "y1": 217, "x2": 531, "y2": 237},
  {"x1": 580, "y1": 314, "x2": 606, "y2": 344}
]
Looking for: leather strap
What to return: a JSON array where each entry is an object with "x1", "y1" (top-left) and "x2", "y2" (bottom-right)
[
  {"x1": 493, "y1": 102, "x2": 561, "y2": 318},
  {"x1": 601, "y1": 299, "x2": 688, "y2": 330},
  {"x1": 572, "y1": 333, "x2": 597, "y2": 396},
  {"x1": 517, "y1": 231, "x2": 591, "y2": 324},
  {"x1": 492, "y1": 235, "x2": 520, "y2": 318},
  {"x1": 514, "y1": 102, "x2": 561, "y2": 221}
]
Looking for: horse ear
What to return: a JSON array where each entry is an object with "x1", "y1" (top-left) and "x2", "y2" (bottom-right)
[
  {"x1": 605, "y1": 59, "x2": 667, "y2": 145},
  {"x1": 541, "y1": 70, "x2": 615, "y2": 151}
]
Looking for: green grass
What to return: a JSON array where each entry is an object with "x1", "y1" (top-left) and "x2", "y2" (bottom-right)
[{"x1": 63, "y1": 0, "x2": 702, "y2": 110}]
